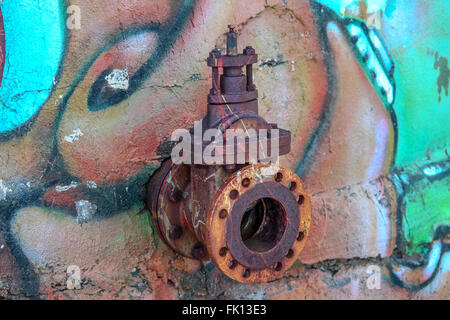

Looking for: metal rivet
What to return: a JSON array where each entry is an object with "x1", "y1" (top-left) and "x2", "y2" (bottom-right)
[
  {"x1": 297, "y1": 231, "x2": 305, "y2": 242},
  {"x1": 219, "y1": 247, "x2": 228, "y2": 257},
  {"x1": 289, "y1": 181, "x2": 297, "y2": 191},
  {"x1": 219, "y1": 209, "x2": 228, "y2": 219},
  {"x1": 191, "y1": 244, "x2": 206, "y2": 260},
  {"x1": 298, "y1": 195, "x2": 305, "y2": 205},
  {"x1": 274, "y1": 262, "x2": 282, "y2": 271},
  {"x1": 168, "y1": 187, "x2": 183, "y2": 203},
  {"x1": 286, "y1": 249, "x2": 294, "y2": 258},
  {"x1": 229, "y1": 260, "x2": 237, "y2": 269},
  {"x1": 275, "y1": 172, "x2": 283, "y2": 182},
  {"x1": 169, "y1": 225, "x2": 183, "y2": 239},
  {"x1": 242, "y1": 269, "x2": 251, "y2": 278},
  {"x1": 230, "y1": 189, "x2": 239, "y2": 200},
  {"x1": 242, "y1": 178, "x2": 251, "y2": 187}
]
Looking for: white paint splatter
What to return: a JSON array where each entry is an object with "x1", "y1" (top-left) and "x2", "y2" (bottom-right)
[
  {"x1": 0, "y1": 180, "x2": 12, "y2": 201},
  {"x1": 261, "y1": 164, "x2": 279, "y2": 177},
  {"x1": 75, "y1": 200, "x2": 97, "y2": 225},
  {"x1": 64, "y1": 128, "x2": 84, "y2": 143},
  {"x1": 0, "y1": 244, "x2": 4, "y2": 249},
  {"x1": 86, "y1": 181, "x2": 97, "y2": 189},
  {"x1": 105, "y1": 67, "x2": 129, "y2": 90},
  {"x1": 56, "y1": 181, "x2": 78, "y2": 192}
]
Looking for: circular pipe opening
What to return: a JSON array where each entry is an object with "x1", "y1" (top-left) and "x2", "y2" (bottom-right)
[{"x1": 239, "y1": 197, "x2": 286, "y2": 252}]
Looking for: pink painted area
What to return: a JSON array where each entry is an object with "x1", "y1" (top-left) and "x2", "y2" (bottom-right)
[{"x1": 366, "y1": 117, "x2": 389, "y2": 180}]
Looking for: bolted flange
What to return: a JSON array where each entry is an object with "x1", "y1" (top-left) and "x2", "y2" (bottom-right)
[{"x1": 205, "y1": 163, "x2": 311, "y2": 283}]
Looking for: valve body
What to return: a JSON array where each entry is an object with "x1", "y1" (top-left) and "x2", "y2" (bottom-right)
[{"x1": 147, "y1": 26, "x2": 311, "y2": 283}]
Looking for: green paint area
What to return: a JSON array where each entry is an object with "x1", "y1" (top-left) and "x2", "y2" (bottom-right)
[
  {"x1": 402, "y1": 176, "x2": 450, "y2": 255},
  {"x1": 382, "y1": 0, "x2": 450, "y2": 167},
  {"x1": 380, "y1": 0, "x2": 450, "y2": 254}
]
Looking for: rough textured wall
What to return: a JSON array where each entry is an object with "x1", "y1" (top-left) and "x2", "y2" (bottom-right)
[{"x1": 0, "y1": 0, "x2": 448, "y2": 299}]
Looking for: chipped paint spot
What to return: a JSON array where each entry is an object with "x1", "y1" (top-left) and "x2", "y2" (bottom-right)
[
  {"x1": 105, "y1": 67, "x2": 129, "y2": 90},
  {"x1": 55, "y1": 181, "x2": 78, "y2": 192},
  {"x1": 64, "y1": 128, "x2": 84, "y2": 143},
  {"x1": 0, "y1": 180, "x2": 12, "y2": 200},
  {"x1": 86, "y1": 181, "x2": 97, "y2": 189},
  {"x1": 258, "y1": 55, "x2": 288, "y2": 68},
  {"x1": 260, "y1": 164, "x2": 279, "y2": 176},
  {"x1": 75, "y1": 200, "x2": 97, "y2": 225}
]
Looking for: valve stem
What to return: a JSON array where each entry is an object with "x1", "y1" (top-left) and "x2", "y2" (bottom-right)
[{"x1": 226, "y1": 25, "x2": 238, "y2": 56}]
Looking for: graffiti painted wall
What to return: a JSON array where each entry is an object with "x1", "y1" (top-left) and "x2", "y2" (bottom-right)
[{"x1": 0, "y1": 0, "x2": 448, "y2": 299}]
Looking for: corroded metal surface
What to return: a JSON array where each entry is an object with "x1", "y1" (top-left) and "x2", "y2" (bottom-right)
[
  {"x1": 147, "y1": 26, "x2": 311, "y2": 283},
  {"x1": 206, "y1": 163, "x2": 311, "y2": 283}
]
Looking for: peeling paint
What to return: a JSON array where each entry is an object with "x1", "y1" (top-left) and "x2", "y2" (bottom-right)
[
  {"x1": 86, "y1": 181, "x2": 97, "y2": 189},
  {"x1": 55, "y1": 181, "x2": 78, "y2": 192},
  {"x1": 64, "y1": 128, "x2": 84, "y2": 143},
  {"x1": 75, "y1": 200, "x2": 97, "y2": 225},
  {"x1": 0, "y1": 179, "x2": 11, "y2": 200},
  {"x1": 105, "y1": 67, "x2": 129, "y2": 90}
]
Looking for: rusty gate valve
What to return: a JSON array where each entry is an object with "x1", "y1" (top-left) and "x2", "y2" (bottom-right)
[{"x1": 147, "y1": 26, "x2": 311, "y2": 283}]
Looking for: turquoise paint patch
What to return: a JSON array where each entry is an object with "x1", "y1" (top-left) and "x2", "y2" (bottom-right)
[
  {"x1": 0, "y1": 0, "x2": 64, "y2": 134},
  {"x1": 315, "y1": 0, "x2": 388, "y2": 15}
]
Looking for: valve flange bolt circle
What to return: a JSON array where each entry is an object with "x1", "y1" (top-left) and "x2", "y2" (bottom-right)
[
  {"x1": 298, "y1": 195, "x2": 305, "y2": 205},
  {"x1": 275, "y1": 172, "x2": 283, "y2": 182},
  {"x1": 192, "y1": 243, "x2": 206, "y2": 260},
  {"x1": 229, "y1": 260, "x2": 237, "y2": 269},
  {"x1": 242, "y1": 269, "x2": 251, "y2": 278},
  {"x1": 289, "y1": 181, "x2": 297, "y2": 191},
  {"x1": 219, "y1": 247, "x2": 228, "y2": 257},
  {"x1": 229, "y1": 189, "x2": 239, "y2": 200},
  {"x1": 286, "y1": 249, "x2": 294, "y2": 258},
  {"x1": 219, "y1": 209, "x2": 228, "y2": 219},
  {"x1": 297, "y1": 231, "x2": 305, "y2": 242},
  {"x1": 169, "y1": 224, "x2": 183, "y2": 239},
  {"x1": 274, "y1": 262, "x2": 283, "y2": 271},
  {"x1": 241, "y1": 178, "x2": 251, "y2": 187},
  {"x1": 169, "y1": 187, "x2": 183, "y2": 203}
]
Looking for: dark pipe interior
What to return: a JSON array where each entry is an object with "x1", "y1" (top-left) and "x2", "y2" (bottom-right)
[{"x1": 240, "y1": 197, "x2": 286, "y2": 252}]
